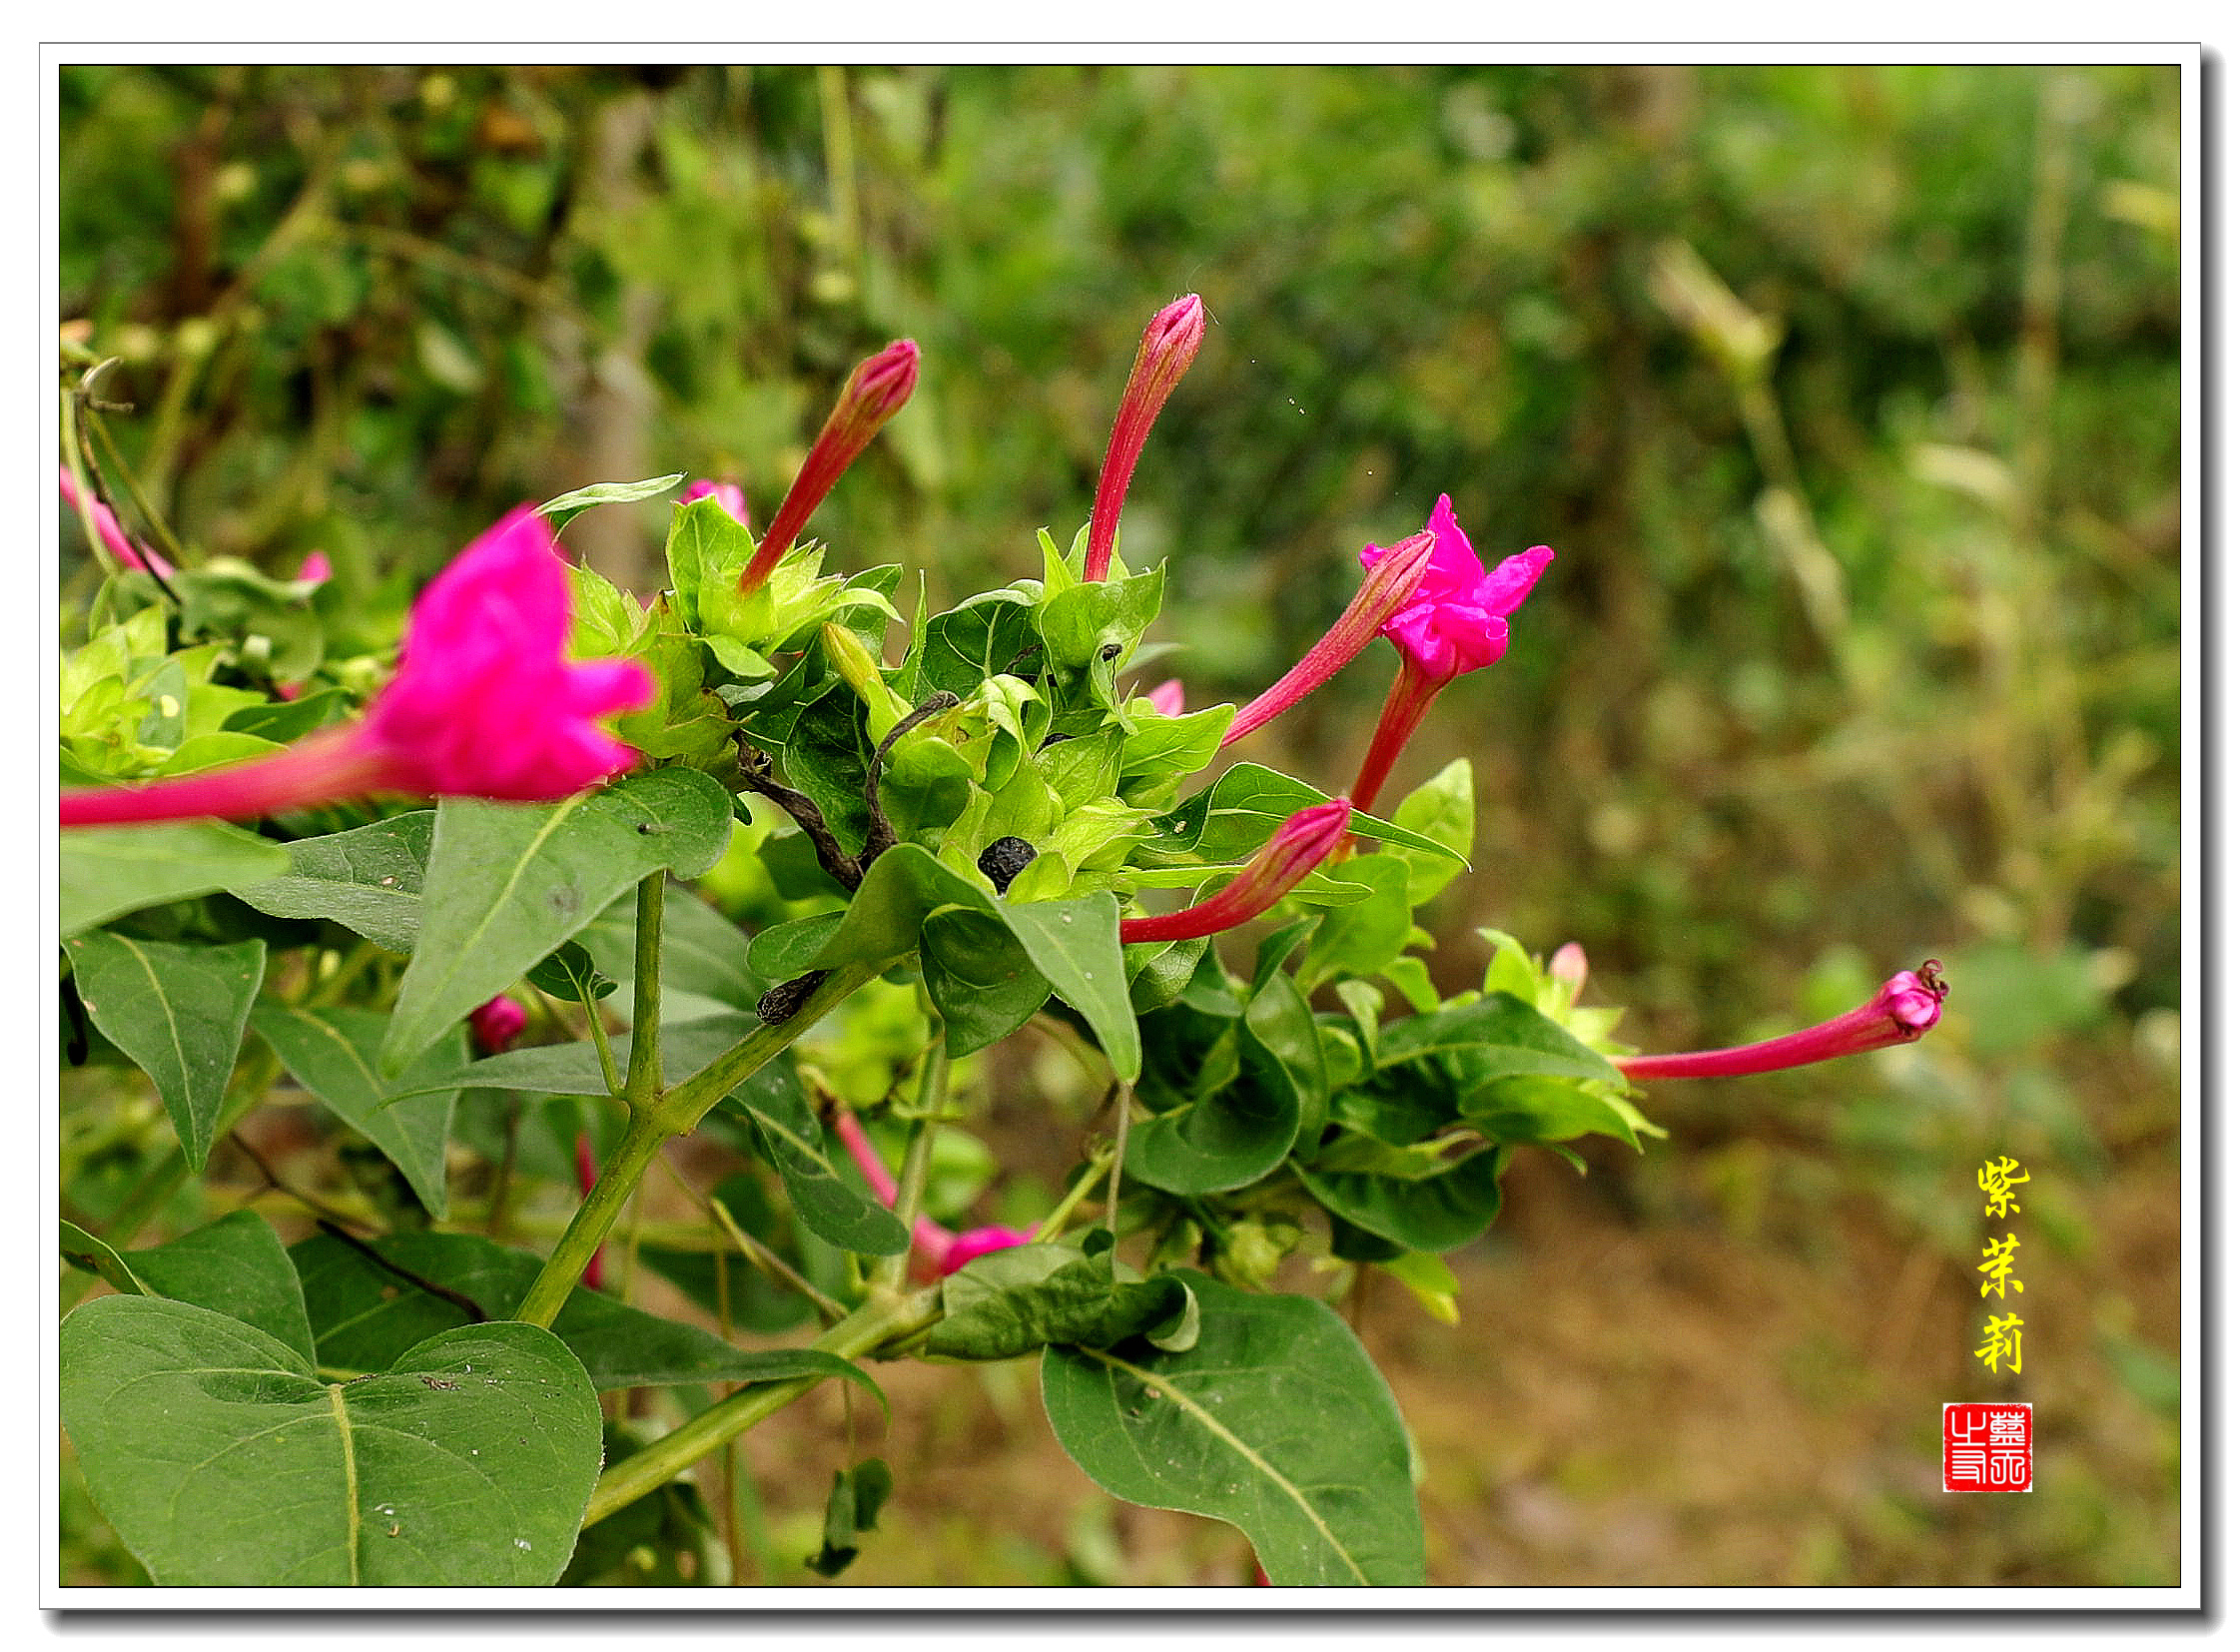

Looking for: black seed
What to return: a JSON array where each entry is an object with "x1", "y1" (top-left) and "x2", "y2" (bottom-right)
[
  {"x1": 977, "y1": 836, "x2": 1037, "y2": 895},
  {"x1": 757, "y1": 970, "x2": 830, "y2": 1026},
  {"x1": 1099, "y1": 643, "x2": 1123, "y2": 662}
]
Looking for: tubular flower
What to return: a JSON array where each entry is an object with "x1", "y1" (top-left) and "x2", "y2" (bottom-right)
[
  {"x1": 1220, "y1": 530, "x2": 1438, "y2": 748},
  {"x1": 1615, "y1": 962, "x2": 1949, "y2": 1082},
  {"x1": 1347, "y1": 496, "x2": 1554, "y2": 814},
  {"x1": 833, "y1": 1111, "x2": 1032, "y2": 1280},
  {"x1": 60, "y1": 504, "x2": 655, "y2": 828},
  {"x1": 59, "y1": 464, "x2": 173, "y2": 578},
  {"x1": 1085, "y1": 295, "x2": 1205, "y2": 581},
  {"x1": 1120, "y1": 796, "x2": 1352, "y2": 944},
  {"x1": 742, "y1": 340, "x2": 919, "y2": 593},
  {"x1": 467, "y1": 995, "x2": 527, "y2": 1056},
  {"x1": 682, "y1": 477, "x2": 751, "y2": 531}
]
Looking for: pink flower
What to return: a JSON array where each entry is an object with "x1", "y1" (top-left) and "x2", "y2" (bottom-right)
[
  {"x1": 1120, "y1": 796, "x2": 1352, "y2": 943},
  {"x1": 60, "y1": 505, "x2": 655, "y2": 828},
  {"x1": 1361, "y1": 495, "x2": 1552, "y2": 683},
  {"x1": 742, "y1": 340, "x2": 919, "y2": 593},
  {"x1": 296, "y1": 550, "x2": 334, "y2": 586},
  {"x1": 575, "y1": 1131, "x2": 606, "y2": 1290},
  {"x1": 1549, "y1": 942, "x2": 1589, "y2": 1008},
  {"x1": 1085, "y1": 295, "x2": 1204, "y2": 582},
  {"x1": 682, "y1": 478, "x2": 752, "y2": 531},
  {"x1": 59, "y1": 464, "x2": 174, "y2": 578},
  {"x1": 1220, "y1": 530, "x2": 1438, "y2": 747},
  {"x1": 1144, "y1": 678, "x2": 1187, "y2": 717},
  {"x1": 832, "y1": 1111, "x2": 1032, "y2": 1280},
  {"x1": 1346, "y1": 496, "x2": 1554, "y2": 813},
  {"x1": 1615, "y1": 962, "x2": 1949, "y2": 1082},
  {"x1": 467, "y1": 995, "x2": 528, "y2": 1056}
]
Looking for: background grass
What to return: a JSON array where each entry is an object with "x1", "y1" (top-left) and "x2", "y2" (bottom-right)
[{"x1": 58, "y1": 62, "x2": 2183, "y2": 1587}]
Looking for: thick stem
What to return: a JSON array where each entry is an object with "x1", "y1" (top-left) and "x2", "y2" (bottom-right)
[
  {"x1": 656, "y1": 961, "x2": 884, "y2": 1134},
  {"x1": 513, "y1": 1109, "x2": 668, "y2": 1327},
  {"x1": 622, "y1": 872, "x2": 666, "y2": 1108},
  {"x1": 580, "y1": 1282, "x2": 943, "y2": 1529}
]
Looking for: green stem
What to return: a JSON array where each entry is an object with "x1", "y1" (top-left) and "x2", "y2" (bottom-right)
[
  {"x1": 655, "y1": 960, "x2": 883, "y2": 1134},
  {"x1": 876, "y1": 1041, "x2": 947, "y2": 1291},
  {"x1": 581, "y1": 1281, "x2": 943, "y2": 1529},
  {"x1": 583, "y1": 998, "x2": 622, "y2": 1099},
  {"x1": 513, "y1": 1109, "x2": 667, "y2": 1328},
  {"x1": 623, "y1": 872, "x2": 665, "y2": 1108},
  {"x1": 1034, "y1": 1147, "x2": 1116, "y2": 1243}
]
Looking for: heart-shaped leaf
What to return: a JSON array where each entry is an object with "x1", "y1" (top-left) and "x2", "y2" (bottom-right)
[{"x1": 61, "y1": 1294, "x2": 600, "y2": 1585}]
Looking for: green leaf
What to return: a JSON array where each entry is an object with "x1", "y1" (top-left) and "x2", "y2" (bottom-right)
[
  {"x1": 717, "y1": 1063, "x2": 910, "y2": 1256},
  {"x1": 922, "y1": 908, "x2": 1049, "y2": 1058},
  {"x1": 63, "y1": 933, "x2": 266, "y2": 1171},
  {"x1": 1127, "y1": 1014, "x2": 1301, "y2": 1197},
  {"x1": 1038, "y1": 564, "x2": 1165, "y2": 669},
  {"x1": 525, "y1": 940, "x2": 618, "y2": 1004},
  {"x1": 1147, "y1": 762, "x2": 1466, "y2": 868},
  {"x1": 927, "y1": 1243, "x2": 1196, "y2": 1360},
  {"x1": 1041, "y1": 1273, "x2": 1424, "y2": 1585},
  {"x1": 61, "y1": 1294, "x2": 599, "y2": 1585},
  {"x1": 1459, "y1": 1075, "x2": 1651, "y2": 1151},
  {"x1": 1297, "y1": 853, "x2": 1415, "y2": 991},
  {"x1": 382, "y1": 769, "x2": 732, "y2": 1072},
  {"x1": 1388, "y1": 758, "x2": 1475, "y2": 904},
  {"x1": 907, "y1": 591, "x2": 1040, "y2": 699},
  {"x1": 61, "y1": 821, "x2": 291, "y2": 939},
  {"x1": 287, "y1": 1230, "x2": 884, "y2": 1401},
  {"x1": 1295, "y1": 1147, "x2": 1509, "y2": 1253},
  {"x1": 807, "y1": 1458, "x2": 894, "y2": 1578},
  {"x1": 74, "y1": 1211, "x2": 318, "y2": 1367},
  {"x1": 230, "y1": 812, "x2": 434, "y2": 954},
  {"x1": 540, "y1": 471, "x2": 685, "y2": 532},
  {"x1": 1376, "y1": 992, "x2": 1622, "y2": 1087},
  {"x1": 221, "y1": 688, "x2": 353, "y2": 744},
  {"x1": 253, "y1": 1007, "x2": 463, "y2": 1219},
  {"x1": 431, "y1": 1013, "x2": 759, "y2": 1098}
]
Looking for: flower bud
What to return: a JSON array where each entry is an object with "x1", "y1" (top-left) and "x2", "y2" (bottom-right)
[
  {"x1": 742, "y1": 340, "x2": 919, "y2": 592},
  {"x1": 1084, "y1": 295, "x2": 1204, "y2": 581},
  {"x1": 1120, "y1": 796, "x2": 1351, "y2": 943},
  {"x1": 468, "y1": 995, "x2": 527, "y2": 1056}
]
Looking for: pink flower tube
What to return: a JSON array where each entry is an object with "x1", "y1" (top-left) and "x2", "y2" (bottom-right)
[
  {"x1": 1120, "y1": 796, "x2": 1352, "y2": 944},
  {"x1": 59, "y1": 464, "x2": 174, "y2": 578},
  {"x1": 1347, "y1": 495, "x2": 1553, "y2": 814},
  {"x1": 1615, "y1": 963, "x2": 1948, "y2": 1081},
  {"x1": 833, "y1": 1111, "x2": 1032, "y2": 1280},
  {"x1": 741, "y1": 340, "x2": 919, "y2": 593},
  {"x1": 1220, "y1": 530, "x2": 1438, "y2": 748},
  {"x1": 60, "y1": 505, "x2": 655, "y2": 828},
  {"x1": 1084, "y1": 295, "x2": 1204, "y2": 582}
]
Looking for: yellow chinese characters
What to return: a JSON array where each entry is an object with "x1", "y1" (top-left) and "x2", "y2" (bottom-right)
[
  {"x1": 1977, "y1": 1233, "x2": 2025, "y2": 1299},
  {"x1": 1975, "y1": 1312, "x2": 2024, "y2": 1375},
  {"x1": 1978, "y1": 1156, "x2": 2029, "y2": 1219}
]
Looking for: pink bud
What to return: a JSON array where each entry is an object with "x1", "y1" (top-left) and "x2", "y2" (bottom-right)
[
  {"x1": 467, "y1": 994, "x2": 528, "y2": 1056},
  {"x1": 1616, "y1": 961, "x2": 1950, "y2": 1082},
  {"x1": 742, "y1": 340, "x2": 919, "y2": 592},
  {"x1": 1120, "y1": 796, "x2": 1352, "y2": 944},
  {"x1": 61, "y1": 504, "x2": 656, "y2": 828},
  {"x1": 574, "y1": 1131, "x2": 605, "y2": 1290},
  {"x1": 1145, "y1": 679, "x2": 1187, "y2": 717},
  {"x1": 1550, "y1": 943, "x2": 1589, "y2": 1006},
  {"x1": 683, "y1": 478, "x2": 752, "y2": 532},
  {"x1": 938, "y1": 1226, "x2": 1036, "y2": 1275},
  {"x1": 59, "y1": 464, "x2": 174, "y2": 578},
  {"x1": 1221, "y1": 530, "x2": 1437, "y2": 748},
  {"x1": 1084, "y1": 295, "x2": 1204, "y2": 581},
  {"x1": 296, "y1": 550, "x2": 334, "y2": 586}
]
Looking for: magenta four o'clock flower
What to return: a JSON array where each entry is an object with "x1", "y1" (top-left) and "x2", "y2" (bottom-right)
[
  {"x1": 1348, "y1": 495, "x2": 1554, "y2": 814},
  {"x1": 1120, "y1": 796, "x2": 1352, "y2": 944},
  {"x1": 1616, "y1": 963, "x2": 1948, "y2": 1081},
  {"x1": 1085, "y1": 295, "x2": 1205, "y2": 582},
  {"x1": 739, "y1": 340, "x2": 920, "y2": 595},
  {"x1": 60, "y1": 504, "x2": 655, "y2": 828}
]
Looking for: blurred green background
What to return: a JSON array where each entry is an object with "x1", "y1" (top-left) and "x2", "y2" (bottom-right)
[{"x1": 59, "y1": 63, "x2": 2183, "y2": 1586}]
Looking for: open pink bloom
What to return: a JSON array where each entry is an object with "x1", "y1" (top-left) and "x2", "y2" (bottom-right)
[
  {"x1": 832, "y1": 1111, "x2": 1032, "y2": 1280},
  {"x1": 1120, "y1": 796, "x2": 1352, "y2": 943},
  {"x1": 683, "y1": 477, "x2": 752, "y2": 531},
  {"x1": 1085, "y1": 295, "x2": 1204, "y2": 582},
  {"x1": 1616, "y1": 962, "x2": 1948, "y2": 1082},
  {"x1": 467, "y1": 995, "x2": 528, "y2": 1056},
  {"x1": 1221, "y1": 530, "x2": 1438, "y2": 748},
  {"x1": 59, "y1": 464, "x2": 174, "y2": 578},
  {"x1": 60, "y1": 504, "x2": 655, "y2": 828},
  {"x1": 742, "y1": 340, "x2": 919, "y2": 593},
  {"x1": 1346, "y1": 496, "x2": 1554, "y2": 814}
]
